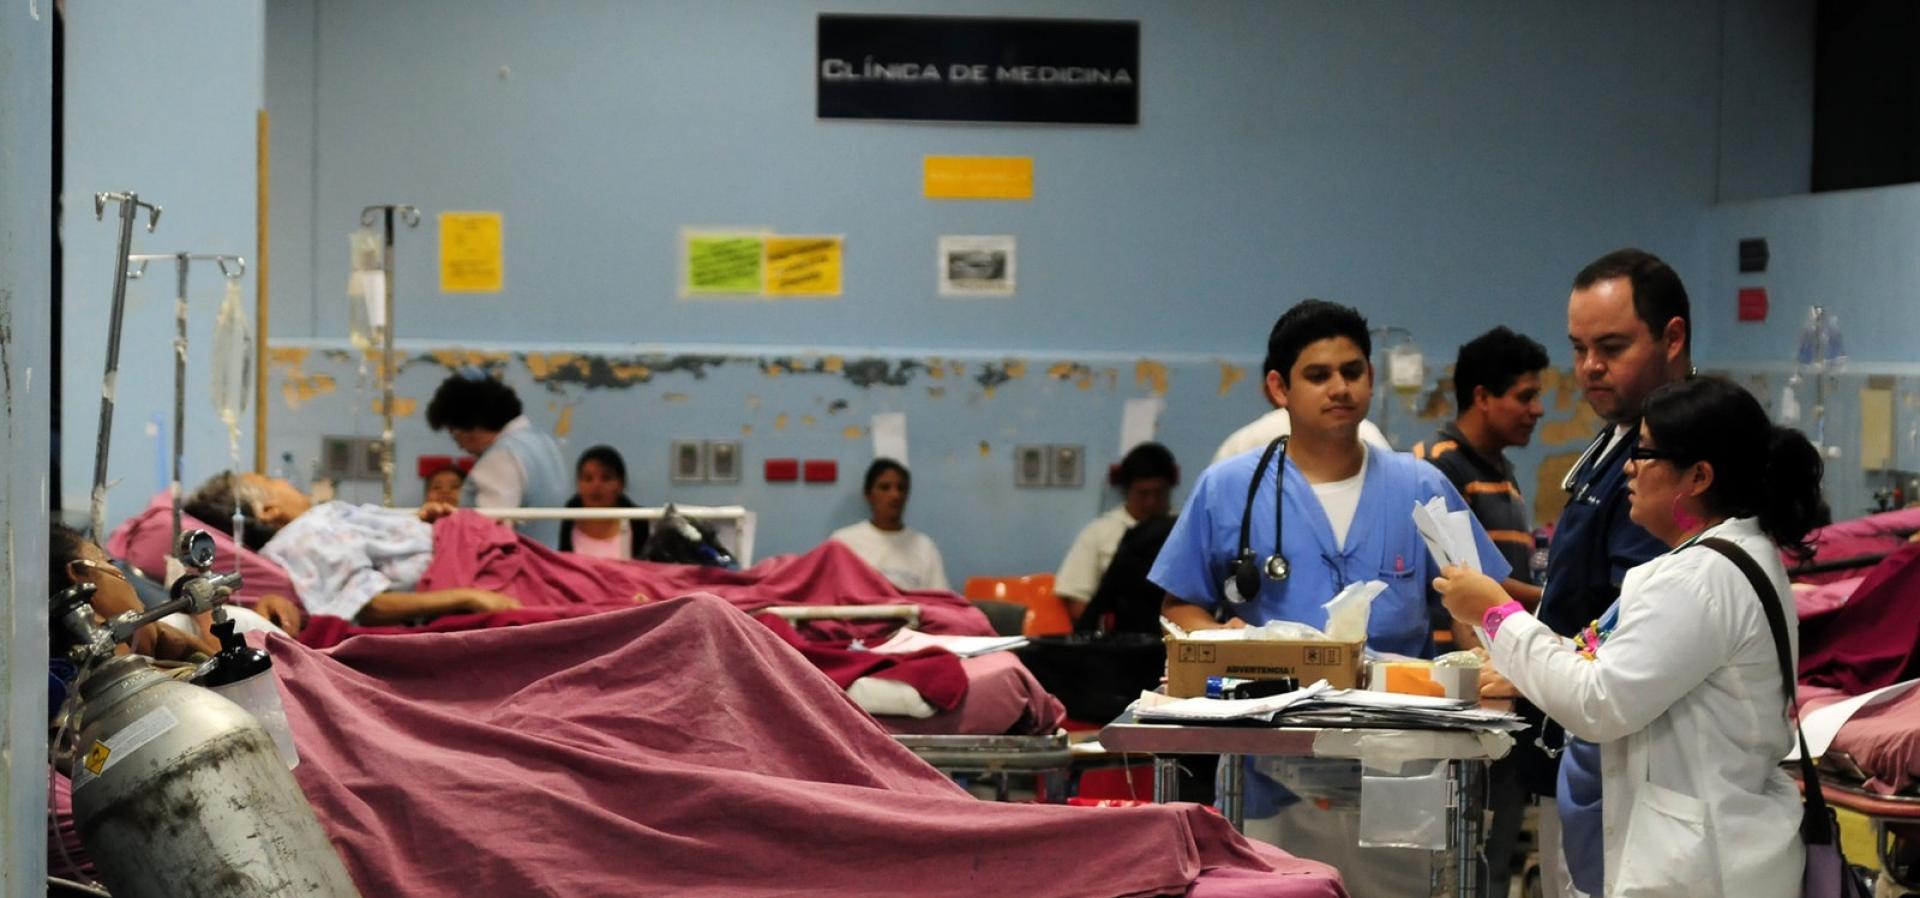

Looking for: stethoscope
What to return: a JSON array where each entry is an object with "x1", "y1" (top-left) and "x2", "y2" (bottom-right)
[
  {"x1": 1224, "y1": 435, "x2": 1289, "y2": 607},
  {"x1": 1560, "y1": 427, "x2": 1624, "y2": 503}
]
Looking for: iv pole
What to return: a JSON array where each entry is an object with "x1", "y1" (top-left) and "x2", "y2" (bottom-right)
[
  {"x1": 126, "y1": 252, "x2": 248, "y2": 546},
  {"x1": 360, "y1": 204, "x2": 420, "y2": 506},
  {"x1": 90, "y1": 192, "x2": 163, "y2": 541}
]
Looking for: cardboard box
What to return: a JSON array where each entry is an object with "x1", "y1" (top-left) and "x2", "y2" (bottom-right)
[{"x1": 1164, "y1": 636, "x2": 1365, "y2": 698}]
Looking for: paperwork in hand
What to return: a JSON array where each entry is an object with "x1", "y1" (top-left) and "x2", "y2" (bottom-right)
[
  {"x1": 1133, "y1": 681, "x2": 1525, "y2": 731},
  {"x1": 870, "y1": 629, "x2": 1029, "y2": 658},
  {"x1": 1413, "y1": 497, "x2": 1482, "y2": 573}
]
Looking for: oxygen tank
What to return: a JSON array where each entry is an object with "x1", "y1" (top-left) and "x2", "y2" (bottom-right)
[{"x1": 67, "y1": 654, "x2": 361, "y2": 898}]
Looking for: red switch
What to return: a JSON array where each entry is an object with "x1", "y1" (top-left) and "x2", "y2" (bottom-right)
[
  {"x1": 764, "y1": 458, "x2": 800, "y2": 482},
  {"x1": 1737, "y1": 287, "x2": 1768, "y2": 322},
  {"x1": 803, "y1": 460, "x2": 838, "y2": 483}
]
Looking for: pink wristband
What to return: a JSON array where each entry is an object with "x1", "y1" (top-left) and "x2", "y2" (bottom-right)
[{"x1": 1481, "y1": 601, "x2": 1525, "y2": 641}]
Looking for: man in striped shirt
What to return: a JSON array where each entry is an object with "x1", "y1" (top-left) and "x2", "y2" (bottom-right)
[
  {"x1": 1415, "y1": 326, "x2": 1550, "y2": 621},
  {"x1": 1412, "y1": 325, "x2": 1548, "y2": 898}
]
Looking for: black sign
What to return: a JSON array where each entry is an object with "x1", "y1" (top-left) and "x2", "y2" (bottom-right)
[{"x1": 817, "y1": 14, "x2": 1139, "y2": 125}]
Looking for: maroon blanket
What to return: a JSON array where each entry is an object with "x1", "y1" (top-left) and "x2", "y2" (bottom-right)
[
  {"x1": 265, "y1": 596, "x2": 1323, "y2": 897},
  {"x1": 416, "y1": 510, "x2": 993, "y2": 634},
  {"x1": 1797, "y1": 508, "x2": 1920, "y2": 585},
  {"x1": 1799, "y1": 543, "x2": 1920, "y2": 694}
]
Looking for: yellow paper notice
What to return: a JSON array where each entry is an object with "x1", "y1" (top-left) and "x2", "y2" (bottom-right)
[
  {"x1": 924, "y1": 156, "x2": 1033, "y2": 200},
  {"x1": 438, "y1": 212, "x2": 504, "y2": 293},
  {"x1": 765, "y1": 236, "x2": 843, "y2": 297},
  {"x1": 684, "y1": 232, "x2": 766, "y2": 295}
]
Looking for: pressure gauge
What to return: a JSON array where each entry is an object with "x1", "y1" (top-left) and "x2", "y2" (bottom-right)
[{"x1": 174, "y1": 528, "x2": 218, "y2": 570}]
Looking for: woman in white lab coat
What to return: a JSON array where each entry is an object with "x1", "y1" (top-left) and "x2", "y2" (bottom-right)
[{"x1": 1436, "y1": 376, "x2": 1821, "y2": 898}]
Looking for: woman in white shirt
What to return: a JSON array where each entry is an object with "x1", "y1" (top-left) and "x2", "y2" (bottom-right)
[
  {"x1": 1054, "y1": 442, "x2": 1178, "y2": 617},
  {"x1": 1437, "y1": 377, "x2": 1820, "y2": 898},
  {"x1": 558, "y1": 445, "x2": 647, "y2": 561},
  {"x1": 830, "y1": 458, "x2": 950, "y2": 592}
]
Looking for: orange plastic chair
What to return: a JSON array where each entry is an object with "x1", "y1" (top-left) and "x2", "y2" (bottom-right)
[{"x1": 964, "y1": 574, "x2": 1072, "y2": 637}]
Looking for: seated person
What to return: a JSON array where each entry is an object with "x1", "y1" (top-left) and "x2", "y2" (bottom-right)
[
  {"x1": 831, "y1": 459, "x2": 950, "y2": 592},
  {"x1": 559, "y1": 445, "x2": 648, "y2": 561},
  {"x1": 422, "y1": 462, "x2": 467, "y2": 507},
  {"x1": 1054, "y1": 441, "x2": 1177, "y2": 619},
  {"x1": 183, "y1": 471, "x2": 521, "y2": 625},
  {"x1": 425, "y1": 369, "x2": 569, "y2": 547}
]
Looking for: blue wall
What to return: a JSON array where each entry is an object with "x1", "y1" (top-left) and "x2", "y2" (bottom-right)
[
  {"x1": 59, "y1": 0, "x2": 265, "y2": 528},
  {"x1": 240, "y1": 0, "x2": 1823, "y2": 581}
]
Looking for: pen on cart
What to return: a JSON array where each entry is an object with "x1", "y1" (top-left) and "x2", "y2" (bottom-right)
[{"x1": 1159, "y1": 615, "x2": 1189, "y2": 639}]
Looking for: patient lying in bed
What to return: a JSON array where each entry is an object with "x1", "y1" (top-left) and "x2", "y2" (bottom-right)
[{"x1": 183, "y1": 471, "x2": 522, "y2": 625}]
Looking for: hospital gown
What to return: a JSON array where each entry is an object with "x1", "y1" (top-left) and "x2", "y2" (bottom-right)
[{"x1": 261, "y1": 502, "x2": 435, "y2": 620}]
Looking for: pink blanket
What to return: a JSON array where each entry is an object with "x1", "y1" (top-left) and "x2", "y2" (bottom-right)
[
  {"x1": 265, "y1": 597, "x2": 1335, "y2": 897},
  {"x1": 417, "y1": 509, "x2": 994, "y2": 635},
  {"x1": 1797, "y1": 508, "x2": 1920, "y2": 584}
]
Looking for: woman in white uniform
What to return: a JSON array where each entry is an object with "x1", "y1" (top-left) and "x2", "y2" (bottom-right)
[
  {"x1": 1054, "y1": 441, "x2": 1177, "y2": 618},
  {"x1": 1437, "y1": 376, "x2": 1819, "y2": 898},
  {"x1": 831, "y1": 459, "x2": 950, "y2": 592}
]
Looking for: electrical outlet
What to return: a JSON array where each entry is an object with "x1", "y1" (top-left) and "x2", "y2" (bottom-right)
[
  {"x1": 319, "y1": 436, "x2": 382, "y2": 481},
  {"x1": 670, "y1": 440, "x2": 706, "y2": 483},
  {"x1": 706, "y1": 441, "x2": 741, "y2": 483},
  {"x1": 1049, "y1": 444, "x2": 1084, "y2": 488},
  {"x1": 1014, "y1": 445, "x2": 1047, "y2": 488}
]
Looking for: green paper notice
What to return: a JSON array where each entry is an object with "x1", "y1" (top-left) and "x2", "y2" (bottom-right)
[{"x1": 685, "y1": 234, "x2": 765, "y2": 294}]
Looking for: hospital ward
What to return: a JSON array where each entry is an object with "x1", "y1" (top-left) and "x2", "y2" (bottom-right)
[{"x1": 9, "y1": 3, "x2": 1920, "y2": 897}]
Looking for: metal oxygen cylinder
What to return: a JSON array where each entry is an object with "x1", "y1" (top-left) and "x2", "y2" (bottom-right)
[{"x1": 67, "y1": 654, "x2": 361, "y2": 897}]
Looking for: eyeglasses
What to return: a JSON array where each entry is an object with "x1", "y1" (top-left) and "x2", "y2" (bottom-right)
[{"x1": 1627, "y1": 446, "x2": 1690, "y2": 464}]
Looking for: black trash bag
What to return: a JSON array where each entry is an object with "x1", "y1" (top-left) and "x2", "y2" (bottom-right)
[
  {"x1": 1013, "y1": 515, "x2": 1177, "y2": 723},
  {"x1": 636, "y1": 505, "x2": 739, "y2": 568}
]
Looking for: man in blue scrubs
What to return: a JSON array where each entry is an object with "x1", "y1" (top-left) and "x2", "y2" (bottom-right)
[
  {"x1": 1150, "y1": 299, "x2": 1509, "y2": 898},
  {"x1": 1522, "y1": 249, "x2": 1691, "y2": 898}
]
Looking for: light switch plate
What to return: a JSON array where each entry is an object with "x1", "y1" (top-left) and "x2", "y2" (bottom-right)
[
  {"x1": 670, "y1": 440, "x2": 706, "y2": 483},
  {"x1": 1049, "y1": 444, "x2": 1084, "y2": 488},
  {"x1": 1014, "y1": 445, "x2": 1047, "y2": 488},
  {"x1": 320, "y1": 435, "x2": 382, "y2": 482},
  {"x1": 705, "y1": 440, "x2": 741, "y2": 483}
]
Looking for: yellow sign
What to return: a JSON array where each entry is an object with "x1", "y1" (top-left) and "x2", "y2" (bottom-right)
[
  {"x1": 765, "y1": 236, "x2": 843, "y2": 297},
  {"x1": 684, "y1": 233, "x2": 767, "y2": 295},
  {"x1": 439, "y1": 212, "x2": 504, "y2": 293},
  {"x1": 84, "y1": 742, "x2": 111, "y2": 775},
  {"x1": 923, "y1": 156, "x2": 1033, "y2": 200}
]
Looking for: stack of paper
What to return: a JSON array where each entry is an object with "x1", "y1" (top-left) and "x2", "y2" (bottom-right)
[
  {"x1": 869, "y1": 629, "x2": 1029, "y2": 658},
  {"x1": 1133, "y1": 681, "x2": 1333, "y2": 722},
  {"x1": 1412, "y1": 497, "x2": 1482, "y2": 573},
  {"x1": 1131, "y1": 681, "x2": 1524, "y2": 732}
]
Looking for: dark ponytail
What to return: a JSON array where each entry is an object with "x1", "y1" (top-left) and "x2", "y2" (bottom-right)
[
  {"x1": 1759, "y1": 425, "x2": 1826, "y2": 560},
  {"x1": 1643, "y1": 376, "x2": 1828, "y2": 559}
]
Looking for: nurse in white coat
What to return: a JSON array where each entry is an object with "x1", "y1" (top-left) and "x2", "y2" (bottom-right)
[{"x1": 1436, "y1": 377, "x2": 1819, "y2": 898}]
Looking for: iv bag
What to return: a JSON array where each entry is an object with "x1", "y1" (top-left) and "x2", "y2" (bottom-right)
[
  {"x1": 346, "y1": 229, "x2": 385, "y2": 351},
  {"x1": 1386, "y1": 341, "x2": 1425, "y2": 396},
  {"x1": 211, "y1": 277, "x2": 252, "y2": 448}
]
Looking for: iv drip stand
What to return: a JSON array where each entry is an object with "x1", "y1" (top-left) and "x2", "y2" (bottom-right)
[
  {"x1": 126, "y1": 252, "x2": 248, "y2": 548},
  {"x1": 90, "y1": 192, "x2": 162, "y2": 541},
  {"x1": 360, "y1": 204, "x2": 420, "y2": 506}
]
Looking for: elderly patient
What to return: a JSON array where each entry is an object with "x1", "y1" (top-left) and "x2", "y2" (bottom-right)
[{"x1": 183, "y1": 472, "x2": 520, "y2": 625}]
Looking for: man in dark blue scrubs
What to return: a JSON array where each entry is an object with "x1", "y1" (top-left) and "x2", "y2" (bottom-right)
[{"x1": 1524, "y1": 248, "x2": 1692, "y2": 897}]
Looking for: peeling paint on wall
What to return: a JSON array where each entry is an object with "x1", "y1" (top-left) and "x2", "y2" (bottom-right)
[
  {"x1": 280, "y1": 373, "x2": 337, "y2": 410},
  {"x1": 267, "y1": 346, "x2": 312, "y2": 374},
  {"x1": 842, "y1": 357, "x2": 922, "y2": 388},
  {"x1": 662, "y1": 393, "x2": 691, "y2": 404},
  {"x1": 841, "y1": 425, "x2": 864, "y2": 439},
  {"x1": 371, "y1": 395, "x2": 418, "y2": 418},
  {"x1": 823, "y1": 355, "x2": 844, "y2": 373},
  {"x1": 974, "y1": 361, "x2": 1023, "y2": 396},
  {"x1": 741, "y1": 424, "x2": 753, "y2": 436},
  {"x1": 927, "y1": 386, "x2": 945, "y2": 399},
  {"x1": 1217, "y1": 362, "x2": 1246, "y2": 397},
  {"x1": 775, "y1": 413, "x2": 790, "y2": 431},
  {"x1": 800, "y1": 414, "x2": 817, "y2": 427},
  {"x1": 826, "y1": 399, "x2": 850, "y2": 414},
  {"x1": 1535, "y1": 450, "x2": 1582, "y2": 522},
  {"x1": 1135, "y1": 360, "x2": 1170, "y2": 396},
  {"x1": 1539, "y1": 402, "x2": 1604, "y2": 445},
  {"x1": 978, "y1": 440, "x2": 991, "y2": 457},
  {"x1": 548, "y1": 401, "x2": 578, "y2": 439}
]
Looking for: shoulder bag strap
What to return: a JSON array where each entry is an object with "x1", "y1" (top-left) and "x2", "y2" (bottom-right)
[{"x1": 1698, "y1": 537, "x2": 1836, "y2": 846}]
